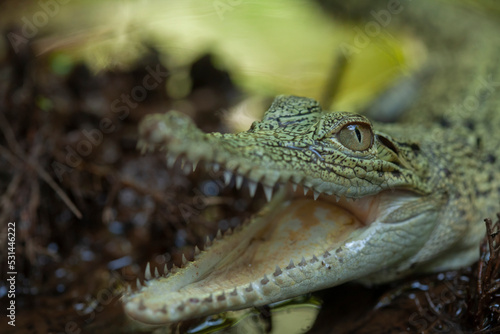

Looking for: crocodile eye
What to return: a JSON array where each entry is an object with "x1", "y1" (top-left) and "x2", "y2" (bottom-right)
[{"x1": 337, "y1": 123, "x2": 373, "y2": 151}]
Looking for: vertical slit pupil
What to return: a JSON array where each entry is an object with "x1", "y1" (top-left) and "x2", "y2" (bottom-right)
[{"x1": 354, "y1": 127, "x2": 362, "y2": 143}]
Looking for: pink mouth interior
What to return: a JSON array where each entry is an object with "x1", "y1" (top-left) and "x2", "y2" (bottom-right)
[{"x1": 178, "y1": 197, "x2": 364, "y2": 292}]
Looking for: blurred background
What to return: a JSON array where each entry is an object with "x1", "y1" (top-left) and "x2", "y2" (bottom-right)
[{"x1": 0, "y1": 0, "x2": 426, "y2": 126}]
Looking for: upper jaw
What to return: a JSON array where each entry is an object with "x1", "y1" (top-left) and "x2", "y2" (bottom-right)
[{"x1": 137, "y1": 111, "x2": 419, "y2": 201}]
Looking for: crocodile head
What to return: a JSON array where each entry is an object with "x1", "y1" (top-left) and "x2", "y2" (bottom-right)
[{"x1": 123, "y1": 95, "x2": 469, "y2": 324}]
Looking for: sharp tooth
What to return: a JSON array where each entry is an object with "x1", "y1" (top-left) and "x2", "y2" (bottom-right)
[
  {"x1": 336, "y1": 196, "x2": 340, "y2": 202},
  {"x1": 136, "y1": 278, "x2": 142, "y2": 289},
  {"x1": 182, "y1": 163, "x2": 191, "y2": 174},
  {"x1": 235, "y1": 175, "x2": 244, "y2": 189},
  {"x1": 167, "y1": 155, "x2": 177, "y2": 168},
  {"x1": 248, "y1": 181, "x2": 257, "y2": 197},
  {"x1": 216, "y1": 229, "x2": 222, "y2": 240},
  {"x1": 179, "y1": 158, "x2": 187, "y2": 170},
  {"x1": 194, "y1": 246, "x2": 201, "y2": 256},
  {"x1": 313, "y1": 191, "x2": 320, "y2": 200},
  {"x1": 292, "y1": 183, "x2": 298, "y2": 192},
  {"x1": 145, "y1": 262, "x2": 151, "y2": 280},
  {"x1": 263, "y1": 185, "x2": 273, "y2": 202},
  {"x1": 163, "y1": 264, "x2": 169, "y2": 275},
  {"x1": 223, "y1": 171, "x2": 232, "y2": 186},
  {"x1": 303, "y1": 187, "x2": 309, "y2": 196},
  {"x1": 213, "y1": 163, "x2": 220, "y2": 173},
  {"x1": 192, "y1": 161, "x2": 198, "y2": 172},
  {"x1": 154, "y1": 267, "x2": 160, "y2": 278},
  {"x1": 137, "y1": 140, "x2": 145, "y2": 153},
  {"x1": 182, "y1": 254, "x2": 188, "y2": 266}
]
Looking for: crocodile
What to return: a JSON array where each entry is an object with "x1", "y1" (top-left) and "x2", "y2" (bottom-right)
[{"x1": 123, "y1": 0, "x2": 500, "y2": 324}]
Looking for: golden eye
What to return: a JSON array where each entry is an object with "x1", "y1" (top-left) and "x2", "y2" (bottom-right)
[{"x1": 337, "y1": 123, "x2": 373, "y2": 151}]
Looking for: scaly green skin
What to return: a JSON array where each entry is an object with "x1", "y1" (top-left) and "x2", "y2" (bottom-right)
[{"x1": 123, "y1": 0, "x2": 500, "y2": 324}]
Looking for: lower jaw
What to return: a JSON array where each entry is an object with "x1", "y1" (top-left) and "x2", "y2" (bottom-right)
[
  {"x1": 205, "y1": 191, "x2": 367, "y2": 285},
  {"x1": 124, "y1": 189, "x2": 369, "y2": 323}
]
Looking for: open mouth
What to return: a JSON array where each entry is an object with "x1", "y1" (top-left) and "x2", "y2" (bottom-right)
[
  {"x1": 123, "y1": 103, "x2": 439, "y2": 325},
  {"x1": 123, "y1": 155, "x2": 416, "y2": 324}
]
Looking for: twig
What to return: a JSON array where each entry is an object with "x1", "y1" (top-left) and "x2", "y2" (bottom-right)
[
  {"x1": 471, "y1": 215, "x2": 500, "y2": 330},
  {"x1": 0, "y1": 113, "x2": 82, "y2": 219}
]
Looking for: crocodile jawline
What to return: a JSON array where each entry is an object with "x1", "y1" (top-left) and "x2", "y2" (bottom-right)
[{"x1": 123, "y1": 164, "x2": 420, "y2": 324}]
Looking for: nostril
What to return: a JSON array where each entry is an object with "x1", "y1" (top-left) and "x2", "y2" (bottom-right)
[{"x1": 376, "y1": 135, "x2": 399, "y2": 154}]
